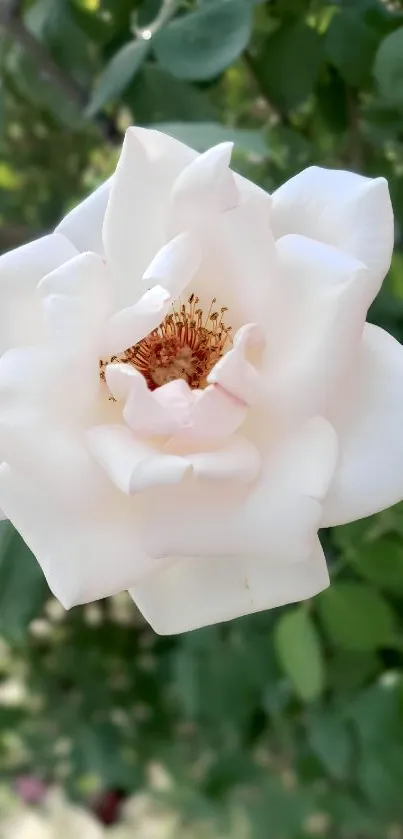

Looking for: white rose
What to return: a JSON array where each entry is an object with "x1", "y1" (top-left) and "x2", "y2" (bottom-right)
[{"x1": 0, "y1": 127, "x2": 398, "y2": 634}]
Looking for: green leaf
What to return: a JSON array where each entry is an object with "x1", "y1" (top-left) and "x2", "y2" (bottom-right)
[
  {"x1": 151, "y1": 122, "x2": 267, "y2": 155},
  {"x1": 153, "y1": 0, "x2": 253, "y2": 81},
  {"x1": 86, "y1": 40, "x2": 149, "y2": 116},
  {"x1": 45, "y1": 0, "x2": 94, "y2": 87},
  {"x1": 274, "y1": 606, "x2": 324, "y2": 702},
  {"x1": 374, "y1": 27, "x2": 403, "y2": 106},
  {"x1": 326, "y1": 10, "x2": 379, "y2": 87},
  {"x1": 253, "y1": 20, "x2": 323, "y2": 113},
  {"x1": 316, "y1": 583, "x2": 397, "y2": 651},
  {"x1": 306, "y1": 710, "x2": 351, "y2": 779},
  {"x1": 348, "y1": 681, "x2": 403, "y2": 818},
  {"x1": 0, "y1": 522, "x2": 49, "y2": 643},
  {"x1": 125, "y1": 65, "x2": 218, "y2": 122},
  {"x1": 348, "y1": 538, "x2": 403, "y2": 593}
]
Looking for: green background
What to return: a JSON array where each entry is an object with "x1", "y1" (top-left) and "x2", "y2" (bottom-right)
[{"x1": 2, "y1": 0, "x2": 403, "y2": 835}]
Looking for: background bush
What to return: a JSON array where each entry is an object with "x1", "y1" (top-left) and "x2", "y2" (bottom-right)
[{"x1": 2, "y1": 0, "x2": 403, "y2": 836}]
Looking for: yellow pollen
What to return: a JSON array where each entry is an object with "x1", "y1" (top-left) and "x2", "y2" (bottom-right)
[{"x1": 100, "y1": 294, "x2": 232, "y2": 393}]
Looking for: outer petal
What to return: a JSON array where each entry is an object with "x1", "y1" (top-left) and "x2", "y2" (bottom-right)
[
  {"x1": 87, "y1": 424, "x2": 190, "y2": 495},
  {"x1": 185, "y1": 193, "x2": 277, "y2": 334},
  {"x1": 262, "y1": 234, "x2": 368, "y2": 425},
  {"x1": 271, "y1": 167, "x2": 393, "y2": 304},
  {"x1": 0, "y1": 233, "x2": 77, "y2": 354},
  {"x1": 322, "y1": 323, "x2": 403, "y2": 526},
  {"x1": 167, "y1": 142, "x2": 238, "y2": 238},
  {"x1": 103, "y1": 127, "x2": 196, "y2": 309},
  {"x1": 55, "y1": 180, "x2": 112, "y2": 256},
  {"x1": 140, "y1": 416, "x2": 337, "y2": 561},
  {"x1": 130, "y1": 538, "x2": 328, "y2": 634},
  {"x1": 0, "y1": 347, "x2": 105, "y2": 507},
  {"x1": 0, "y1": 464, "x2": 170, "y2": 608},
  {"x1": 40, "y1": 252, "x2": 112, "y2": 360}
]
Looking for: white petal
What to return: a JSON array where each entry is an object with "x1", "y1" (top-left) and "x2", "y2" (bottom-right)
[
  {"x1": 271, "y1": 167, "x2": 393, "y2": 304},
  {"x1": 215, "y1": 194, "x2": 277, "y2": 328},
  {"x1": 167, "y1": 434, "x2": 261, "y2": 482},
  {"x1": 103, "y1": 127, "x2": 196, "y2": 309},
  {"x1": 0, "y1": 464, "x2": 170, "y2": 608},
  {"x1": 87, "y1": 424, "x2": 189, "y2": 494},
  {"x1": 167, "y1": 142, "x2": 238, "y2": 238},
  {"x1": 263, "y1": 234, "x2": 368, "y2": 424},
  {"x1": 38, "y1": 249, "x2": 111, "y2": 302},
  {"x1": 40, "y1": 253, "x2": 111, "y2": 359},
  {"x1": 141, "y1": 416, "x2": 337, "y2": 561},
  {"x1": 0, "y1": 347, "x2": 104, "y2": 503},
  {"x1": 102, "y1": 285, "x2": 172, "y2": 357},
  {"x1": 130, "y1": 538, "x2": 328, "y2": 634},
  {"x1": 322, "y1": 323, "x2": 403, "y2": 526},
  {"x1": 55, "y1": 179, "x2": 112, "y2": 256},
  {"x1": 103, "y1": 230, "x2": 201, "y2": 357},
  {"x1": 0, "y1": 233, "x2": 77, "y2": 354},
  {"x1": 208, "y1": 324, "x2": 264, "y2": 405},
  {"x1": 184, "y1": 195, "x2": 277, "y2": 337},
  {"x1": 133, "y1": 126, "x2": 197, "y2": 171},
  {"x1": 142, "y1": 231, "x2": 201, "y2": 298}
]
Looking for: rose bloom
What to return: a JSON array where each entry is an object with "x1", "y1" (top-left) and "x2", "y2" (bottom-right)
[{"x1": 0, "y1": 128, "x2": 399, "y2": 634}]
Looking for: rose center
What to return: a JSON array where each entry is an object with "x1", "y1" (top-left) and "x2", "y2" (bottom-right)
[{"x1": 100, "y1": 295, "x2": 232, "y2": 392}]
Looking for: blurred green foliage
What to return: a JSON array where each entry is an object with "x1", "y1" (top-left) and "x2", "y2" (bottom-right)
[{"x1": 2, "y1": 0, "x2": 403, "y2": 836}]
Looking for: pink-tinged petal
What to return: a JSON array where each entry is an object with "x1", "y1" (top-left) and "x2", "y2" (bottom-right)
[
  {"x1": 208, "y1": 324, "x2": 264, "y2": 405},
  {"x1": 102, "y1": 286, "x2": 171, "y2": 357},
  {"x1": 108, "y1": 367, "x2": 246, "y2": 440},
  {"x1": 185, "y1": 384, "x2": 247, "y2": 437},
  {"x1": 0, "y1": 233, "x2": 77, "y2": 354},
  {"x1": 0, "y1": 464, "x2": 170, "y2": 608},
  {"x1": 167, "y1": 143, "x2": 239, "y2": 238},
  {"x1": 55, "y1": 179, "x2": 112, "y2": 256},
  {"x1": 141, "y1": 416, "x2": 337, "y2": 561},
  {"x1": 262, "y1": 234, "x2": 368, "y2": 425},
  {"x1": 166, "y1": 434, "x2": 261, "y2": 482},
  {"x1": 271, "y1": 167, "x2": 393, "y2": 304},
  {"x1": 107, "y1": 369, "x2": 191, "y2": 436},
  {"x1": 322, "y1": 324, "x2": 403, "y2": 526},
  {"x1": 87, "y1": 424, "x2": 190, "y2": 495},
  {"x1": 130, "y1": 537, "x2": 328, "y2": 634},
  {"x1": 108, "y1": 365, "x2": 180, "y2": 436},
  {"x1": 142, "y1": 231, "x2": 201, "y2": 299}
]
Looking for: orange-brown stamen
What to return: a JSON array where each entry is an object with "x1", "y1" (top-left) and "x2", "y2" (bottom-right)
[{"x1": 100, "y1": 294, "x2": 232, "y2": 393}]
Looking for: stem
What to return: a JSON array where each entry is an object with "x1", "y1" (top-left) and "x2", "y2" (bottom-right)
[{"x1": 133, "y1": 0, "x2": 180, "y2": 39}]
